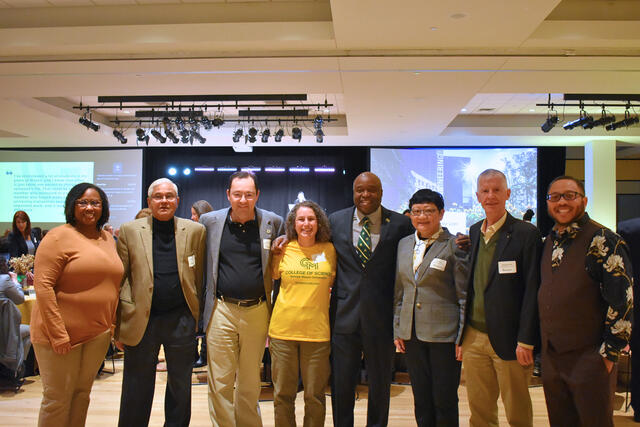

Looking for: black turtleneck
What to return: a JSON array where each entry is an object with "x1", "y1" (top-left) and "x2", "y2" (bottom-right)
[{"x1": 151, "y1": 217, "x2": 187, "y2": 314}]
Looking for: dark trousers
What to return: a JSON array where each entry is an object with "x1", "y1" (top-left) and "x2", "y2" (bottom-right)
[
  {"x1": 541, "y1": 343, "x2": 616, "y2": 427},
  {"x1": 631, "y1": 329, "x2": 640, "y2": 415},
  {"x1": 404, "y1": 338, "x2": 460, "y2": 427},
  {"x1": 118, "y1": 306, "x2": 196, "y2": 427},
  {"x1": 330, "y1": 329, "x2": 394, "y2": 427}
]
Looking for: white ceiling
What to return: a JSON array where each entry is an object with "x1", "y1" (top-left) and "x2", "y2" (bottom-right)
[{"x1": 0, "y1": 0, "x2": 639, "y2": 153}]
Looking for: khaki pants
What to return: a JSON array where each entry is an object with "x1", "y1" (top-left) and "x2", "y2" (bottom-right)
[
  {"x1": 269, "y1": 338, "x2": 330, "y2": 427},
  {"x1": 33, "y1": 330, "x2": 111, "y2": 427},
  {"x1": 461, "y1": 326, "x2": 533, "y2": 427},
  {"x1": 207, "y1": 300, "x2": 269, "y2": 427}
]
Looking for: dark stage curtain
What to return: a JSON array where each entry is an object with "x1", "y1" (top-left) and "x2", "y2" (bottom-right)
[
  {"x1": 143, "y1": 147, "x2": 369, "y2": 220},
  {"x1": 537, "y1": 146, "x2": 566, "y2": 236}
]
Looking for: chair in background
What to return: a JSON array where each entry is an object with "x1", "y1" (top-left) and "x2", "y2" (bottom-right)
[{"x1": 0, "y1": 297, "x2": 25, "y2": 392}]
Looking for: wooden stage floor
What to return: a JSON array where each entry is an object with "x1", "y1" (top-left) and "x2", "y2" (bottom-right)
[{"x1": 1, "y1": 358, "x2": 637, "y2": 426}]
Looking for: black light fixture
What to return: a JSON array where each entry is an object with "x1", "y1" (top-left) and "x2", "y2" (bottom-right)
[
  {"x1": 563, "y1": 110, "x2": 593, "y2": 130},
  {"x1": 583, "y1": 109, "x2": 615, "y2": 129},
  {"x1": 291, "y1": 126, "x2": 302, "y2": 141},
  {"x1": 79, "y1": 116, "x2": 100, "y2": 132},
  {"x1": 136, "y1": 128, "x2": 149, "y2": 145},
  {"x1": 165, "y1": 130, "x2": 179, "y2": 144},
  {"x1": 261, "y1": 128, "x2": 270, "y2": 143},
  {"x1": 213, "y1": 111, "x2": 225, "y2": 128},
  {"x1": 150, "y1": 129, "x2": 166, "y2": 143},
  {"x1": 191, "y1": 129, "x2": 206, "y2": 144},
  {"x1": 162, "y1": 116, "x2": 172, "y2": 129},
  {"x1": 606, "y1": 111, "x2": 639, "y2": 131},
  {"x1": 113, "y1": 129, "x2": 127, "y2": 144},
  {"x1": 274, "y1": 128, "x2": 284, "y2": 142},
  {"x1": 315, "y1": 129, "x2": 324, "y2": 143},
  {"x1": 180, "y1": 129, "x2": 191, "y2": 144},
  {"x1": 313, "y1": 115, "x2": 323, "y2": 143},
  {"x1": 541, "y1": 110, "x2": 559, "y2": 133},
  {"x1": 232, "y1": 128, "x2": 243, "y2": 143},
  {"x1": 175, "y1": 116, "x2": 185, "y2": 131},
  {"x1": 201, "y1": 116, "x2": 213, "y2": 131},
  {"x1": 248, "y1": 127, "x2": 258, "y2": 143}
]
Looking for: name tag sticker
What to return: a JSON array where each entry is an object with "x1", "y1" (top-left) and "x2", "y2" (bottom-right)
[
  {"x1": 188, "y1": 255, "x2": 196, "y2": 268},
  {"x1": 263, "y1": 239, "x2": 272, "y2": 250},
  {"x1": 498, "y1": 260, "x2": 517, "y2": 274},
  {"x1": 429, "y1": 258, "x2": 447, "y2": 271}
]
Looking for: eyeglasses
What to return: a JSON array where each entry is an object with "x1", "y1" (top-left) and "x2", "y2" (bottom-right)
[
  {"x1": 410, "y1": 208, "x2": 439, "y2": 217},
  {"x1": 230, "y1": 192, "x2": 256, "y2": 200},
  {"x1": 546, "y1": 191, "x2": 584, "y2": 202},
  {"x1": 76, "y1": 200, "x2": 102, "y2": 207},
  {"x1": 151, "y1": 194, "x2": 177, "y2": 202}
]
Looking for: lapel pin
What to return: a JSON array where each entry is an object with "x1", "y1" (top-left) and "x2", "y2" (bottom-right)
[{"x1": 267, "y1": 228, "x2": 272, "y2": 234}]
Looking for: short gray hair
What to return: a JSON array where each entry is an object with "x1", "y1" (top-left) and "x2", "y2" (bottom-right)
[
  {"x1": 477, "y1": 169, "x2": 508, "y2": 187},
  {"x1": 147, "y1": 178, "x2": 178, "y2": 198}
]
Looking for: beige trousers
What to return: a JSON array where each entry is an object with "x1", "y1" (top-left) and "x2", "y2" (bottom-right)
[
  {"x1": 461, "y1": 326, "x2": 533, "y2": 427},
  {"x1": 33, "y1": 330, "x2": 111, "y2": 427},
  {"x1": 269, "y1": 338, "x2": 331, "y2": 427},
  {"x1": 207, "y1": 300, "x2": 269, "y2": 427}
]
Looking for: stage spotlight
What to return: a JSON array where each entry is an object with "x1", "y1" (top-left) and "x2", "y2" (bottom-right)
[
  {"x1": 151, "y1": 129, "x2": 166, "y2": 143},
  {"x1": 175, "y1": 116, "x2": 185, "y2": 131},
  {"x1": 180, "y1": 129, "x2": 191, "y2": 144},
  {"x1": 113, "y1": 130, "x2": 127, "y2": 144},
  {"x1": 201, "y1": 116, "x2": 213, "y2": 130},
  {"x1": 315, "y1": 129, "x2": 324, "y2": 143},
  {"x1": 292, "y1": 127, "x2": 302, "y2": 141},
  {"x1": 212, "y1": 116, "x2": 225, "y2": 128},
  {"x1": 162, "y1": 117, "x2": 172, "y2": 129},
  {"x1": 168, "y1": 167, "x2": 177, "y2": 176},
  {"x1": 261, "y1": 129, "x2": 270, "y2": 143},
  {"x1": 563, "y1": 114, "x2": 593, "y2": 130},
  {"x1": 274, "y1": 128, "x2": 284, "y2": 142},
  {"x1": 136, "y1": 128, "x2": 150, "y2": 145},
  {"x1": 606, "y1": 115, "x2": 639, "y2": 131},
  {"x1": 313, "y1": 115, "x2": 323, "y2": 130},
  {"x1": 183, "y1": 168, "x2": 191, "y2": 176},
  {"x1": 583, "y1": 113, "x2": 615, "y2": 129},
  {"x1": 248, "y1": 127, "x2": 258, "y2": 143},
  {"x1": 541, "y1": 116, "x2": 559, "y2": 133},
  {"x1": 165, "y1": 130, "x2": 179, "y2": 144},
  {"x1": 191, "y1": 130, "x2": 206, "y2": 144},
  {"x1": 79, "y1": 116, "x2": 100, "y2": 132},
  {"x1": 232, "y1": 128, "x2": 243, "y2": 143}
]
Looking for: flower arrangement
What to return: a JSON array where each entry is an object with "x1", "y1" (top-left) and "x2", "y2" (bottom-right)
[{"x1": 9, "y1": 253, "x2": 35, "y2": 276}]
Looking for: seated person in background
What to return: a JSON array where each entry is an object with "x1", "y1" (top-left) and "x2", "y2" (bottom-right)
[
  {"x1": 135, "y1": 208, "x2": 153, "y2": 219},
  {"x1": 8, "y1": 211, "x2": 40, "y2": 258},
  {"x1": 0, "y1": 257, "x2": 31, "y2": 364}
]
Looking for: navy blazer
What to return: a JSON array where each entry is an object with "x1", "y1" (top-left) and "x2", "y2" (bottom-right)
[
  {"x1": 7, "y1": 231, "x2": 39, "y2": 258},
  {"x1": 461, "y1": 213, "x2": 542, "y2": 360},
  {"x1": 329, "y1": 206, "x2": 413, "y2": 338}
]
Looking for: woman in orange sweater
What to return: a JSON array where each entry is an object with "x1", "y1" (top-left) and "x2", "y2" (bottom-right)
[{"x1": 31, "y1": 183, "x2": 124, "y2": 427}]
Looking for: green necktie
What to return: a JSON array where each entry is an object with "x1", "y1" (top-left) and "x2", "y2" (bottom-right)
[{"x1": 356, "y1": 216, "x2": 372, "y2": 268}]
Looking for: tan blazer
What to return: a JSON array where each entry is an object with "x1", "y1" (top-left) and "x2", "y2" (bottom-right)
[{"x1": 115, "y1": 215, "x2": 206, "y2": 346}]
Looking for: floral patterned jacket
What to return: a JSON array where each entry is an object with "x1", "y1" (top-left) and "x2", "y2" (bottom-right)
[{"x1": 550, "y1": 213, "x2": 633, "y2": 362}]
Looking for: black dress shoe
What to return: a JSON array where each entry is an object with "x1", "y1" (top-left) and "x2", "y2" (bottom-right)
[
  {"x1": 193, "y1": 357, "x2": 207, "y2": 368},
  {"x1": 633, "y1": 412, "x2": 640, "y2": 422}
]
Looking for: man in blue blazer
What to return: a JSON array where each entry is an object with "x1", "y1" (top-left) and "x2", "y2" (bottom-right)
[
  {"x1": 329, "y1": 172, "x2": 413, "y2": 427},
  {"x1": 200, "y1": 171, "x2": 284, "y2": 427},
  {"x1": 460, "y1": 169, "x2": 542, "y2": 427}
]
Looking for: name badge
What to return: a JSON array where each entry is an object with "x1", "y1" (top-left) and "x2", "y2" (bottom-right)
[
  {"x1": 429, "y1": 258, "x2": 447, "y2": 271},
  {"x1": 498, "y1": 260, "x2": 517, "y2": 274},
  {"x1": 263, "y1": 239, "x2": 272, "y2": 250},
  {"x1": 188, "y1": 255, "x2": 196, "y2": 268}
]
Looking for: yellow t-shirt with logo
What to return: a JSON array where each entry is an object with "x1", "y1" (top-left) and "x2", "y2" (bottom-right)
[{"x1": 269, "y1": 240, "x2": 336, "y2": 342}]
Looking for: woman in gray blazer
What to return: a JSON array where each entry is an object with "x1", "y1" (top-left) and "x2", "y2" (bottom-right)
[{"x1": 393, "y1": 189, "x2": 469, "y2": 427}]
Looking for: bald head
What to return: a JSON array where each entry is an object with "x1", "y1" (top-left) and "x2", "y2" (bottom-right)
[{"x1": 353, "y1": 172, "x2": 383, "y2": 215}]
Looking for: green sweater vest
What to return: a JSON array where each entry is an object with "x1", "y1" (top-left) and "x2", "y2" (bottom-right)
[{"x1": 469, "y1": 231, "x2": 501, "y2": 332}]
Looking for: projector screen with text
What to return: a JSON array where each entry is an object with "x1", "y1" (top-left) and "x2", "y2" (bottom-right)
[
  {"x1": 371, "y1": 148, "x2": 537, "y2": 234},
  {"x1": 0, "y1": 149, "x2": 143, "y2": 232}
]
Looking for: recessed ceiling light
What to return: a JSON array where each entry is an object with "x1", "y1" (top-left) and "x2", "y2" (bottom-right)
[
  {"x1": 529, "y1": 109, "x2": 536, "y2": 112},
  {"x1": 414, "y1": 72, "x2": 421, "y2": 75},
  {"x1": 430, "y1": 27, "x2": 438, "y2": 31},
  {"x1": 461, "y1": 108, "x2": 467, "y2": 112},
  {"x1": 450, "y1": 12, "x2": 467, "y2": 19}
]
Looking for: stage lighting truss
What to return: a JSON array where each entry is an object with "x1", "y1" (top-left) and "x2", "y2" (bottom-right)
[
  {"x1": 537, "y1": 94, "x2": 640, "y2": 133},
  {"x1": 74, "y1": 95, "x2": 336, "y2": 145}
]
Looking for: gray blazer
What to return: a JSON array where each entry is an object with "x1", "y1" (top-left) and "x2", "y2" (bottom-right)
[
  {"x1": 393, "y1": 228, "x2": 469, "y2": 343},
  {"x1": 200, "y1": 207, "x2": 284, "y2": 331}
]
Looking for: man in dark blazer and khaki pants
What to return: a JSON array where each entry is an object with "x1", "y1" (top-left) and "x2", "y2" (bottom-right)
[
  {"x1": 460, "y1": 169, "x2": 542, "y2": 427},
  {"x1": 329, "y1": 172, "x2": 413, "y2": 427}
]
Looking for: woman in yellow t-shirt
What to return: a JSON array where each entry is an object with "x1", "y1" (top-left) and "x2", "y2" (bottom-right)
[{"x1": 269, "y1": 200, "x2": 336, "y2": 427}]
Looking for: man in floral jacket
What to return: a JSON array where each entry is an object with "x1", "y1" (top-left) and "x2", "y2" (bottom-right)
[{"x1": 539, "y1": 175, "x2": 633, "y2": 427}]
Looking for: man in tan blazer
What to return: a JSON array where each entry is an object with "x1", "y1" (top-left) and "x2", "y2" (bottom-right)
[{"x1": 115, "y1": 177, "x2": 206, "y2": 427}]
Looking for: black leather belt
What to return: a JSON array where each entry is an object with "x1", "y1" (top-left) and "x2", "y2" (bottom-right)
[{"x1": 216, "y1": 293, "x2": 264, "y2": 307}]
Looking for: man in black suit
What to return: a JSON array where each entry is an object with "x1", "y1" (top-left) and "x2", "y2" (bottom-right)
[
  {"x1": 329, "y1": 172, "x2": 413, "y2": 427},
  {"x1": 617, "y1": 217, "x2": 640, "y2": 422},
  {"x1": 460, "y1": 169, "x2": 542, "y2": 427}
]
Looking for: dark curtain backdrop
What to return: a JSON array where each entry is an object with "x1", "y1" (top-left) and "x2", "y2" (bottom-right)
[
  {"x1": 143, "y1": 147, "x2": 369, "y2": 220},
  {"x1": 537, "y1": 147, "x2": 566, "y2": 236}
]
